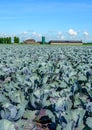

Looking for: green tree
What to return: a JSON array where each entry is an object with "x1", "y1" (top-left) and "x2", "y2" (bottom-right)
[
  {"x1": 0, "y1": 37, "x2": 4, "y2": 44},
  {"x1": 14, "y1": 37, "x2": 19, "y2": 43},
  {"x1": 3, "y1": 37, "x2": 7, "y2": 44},
  {"x1": 7, "y1": 37, "x2": 11, "y2": 44}
]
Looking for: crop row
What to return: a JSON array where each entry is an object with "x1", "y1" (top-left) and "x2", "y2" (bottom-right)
[{"x1": 0, "y1": 45, "x2": 92, "y2": 130}]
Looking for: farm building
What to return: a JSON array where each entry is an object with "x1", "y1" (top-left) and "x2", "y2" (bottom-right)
[
  {"x1": 24, "y1": 39, "x2": 40, "y2": 44},
  {"x1": 37, "y1": 41, "x2": 42, "y2": 44},
  {"x1": 49, "y1": 40, "x2": 83, "y2": 45}
]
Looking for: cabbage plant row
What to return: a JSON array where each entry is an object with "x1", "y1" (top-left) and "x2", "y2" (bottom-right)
[{"x1": 0, "y1": 45, "x2": 92, "y2": 130}]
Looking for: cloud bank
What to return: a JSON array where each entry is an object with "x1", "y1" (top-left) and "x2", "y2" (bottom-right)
[{"x1": 0, "y1": 29, "x2": 91, "y2": 42}]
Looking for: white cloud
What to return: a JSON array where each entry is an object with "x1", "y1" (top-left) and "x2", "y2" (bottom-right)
[
  {"x1": 61, "y1": 35, "x2": 65, "y2": 40},
  {"x1": 38, "y1": 34, "x2": 42, "y2": 38},
  {"x1": 31, "y1": 32, "x2": 42, "y2": 38},
  {"x1": 56, "y1": 31, "x2": 63, "y2": 39},
  {"x1": 31, "y1": 32, "x2": 37, "y2": 36},
  {"x1": 31, "y1": 32, "x2": 42, "y2": 40},
  {"x1": 21, "y1": 31, "x2": 28, "y2": 35},
  {"x1": 68, "y1": 29, "x2": 77, "y2": 36},
  {"x1": 0, "y1": 33, "x2": 11, "y2": 37},
  {"x1": 84, "y1": 31, "x2": 89, "y2": 36},
  {"x1": 4, "y1": 34, "x2": 8, "y2": 37},
  {"x1": 57, "y1": 31, "x2": 62, "y2": 35}
]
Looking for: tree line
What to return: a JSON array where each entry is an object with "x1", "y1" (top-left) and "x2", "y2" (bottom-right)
[{"x1": 0, "y1": 37, "x2": 20, "y2": 44}]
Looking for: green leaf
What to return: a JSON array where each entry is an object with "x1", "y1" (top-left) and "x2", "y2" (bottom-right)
[
  {"x1": 86, "y1": 117, "x2": 92, "y2": 128},
  {"x1": 0, "y1": 119, "x2": 15, "y2": 130}
]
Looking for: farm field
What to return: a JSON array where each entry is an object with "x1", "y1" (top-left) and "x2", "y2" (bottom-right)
[{"x1": 0, "y1": 45, "x2": 92, "y2": 130}]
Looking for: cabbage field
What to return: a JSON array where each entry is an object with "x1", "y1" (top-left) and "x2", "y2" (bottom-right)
[{"x1": 0, "y1": 45, "x2": 92, "y2": 130}]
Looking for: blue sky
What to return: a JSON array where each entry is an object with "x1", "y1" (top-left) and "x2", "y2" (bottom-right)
[{"x1": 0, "y1": 0, "x2": 92, "y2": 42}]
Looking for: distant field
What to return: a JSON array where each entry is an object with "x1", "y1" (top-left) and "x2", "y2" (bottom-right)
[{"x1": 83, "y1": 43, "x2": 92, "y2": 45}]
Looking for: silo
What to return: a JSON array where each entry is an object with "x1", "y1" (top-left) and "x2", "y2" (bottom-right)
[{"x1": 42, "y1": 36, "x2": 45, "y2": 44}]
